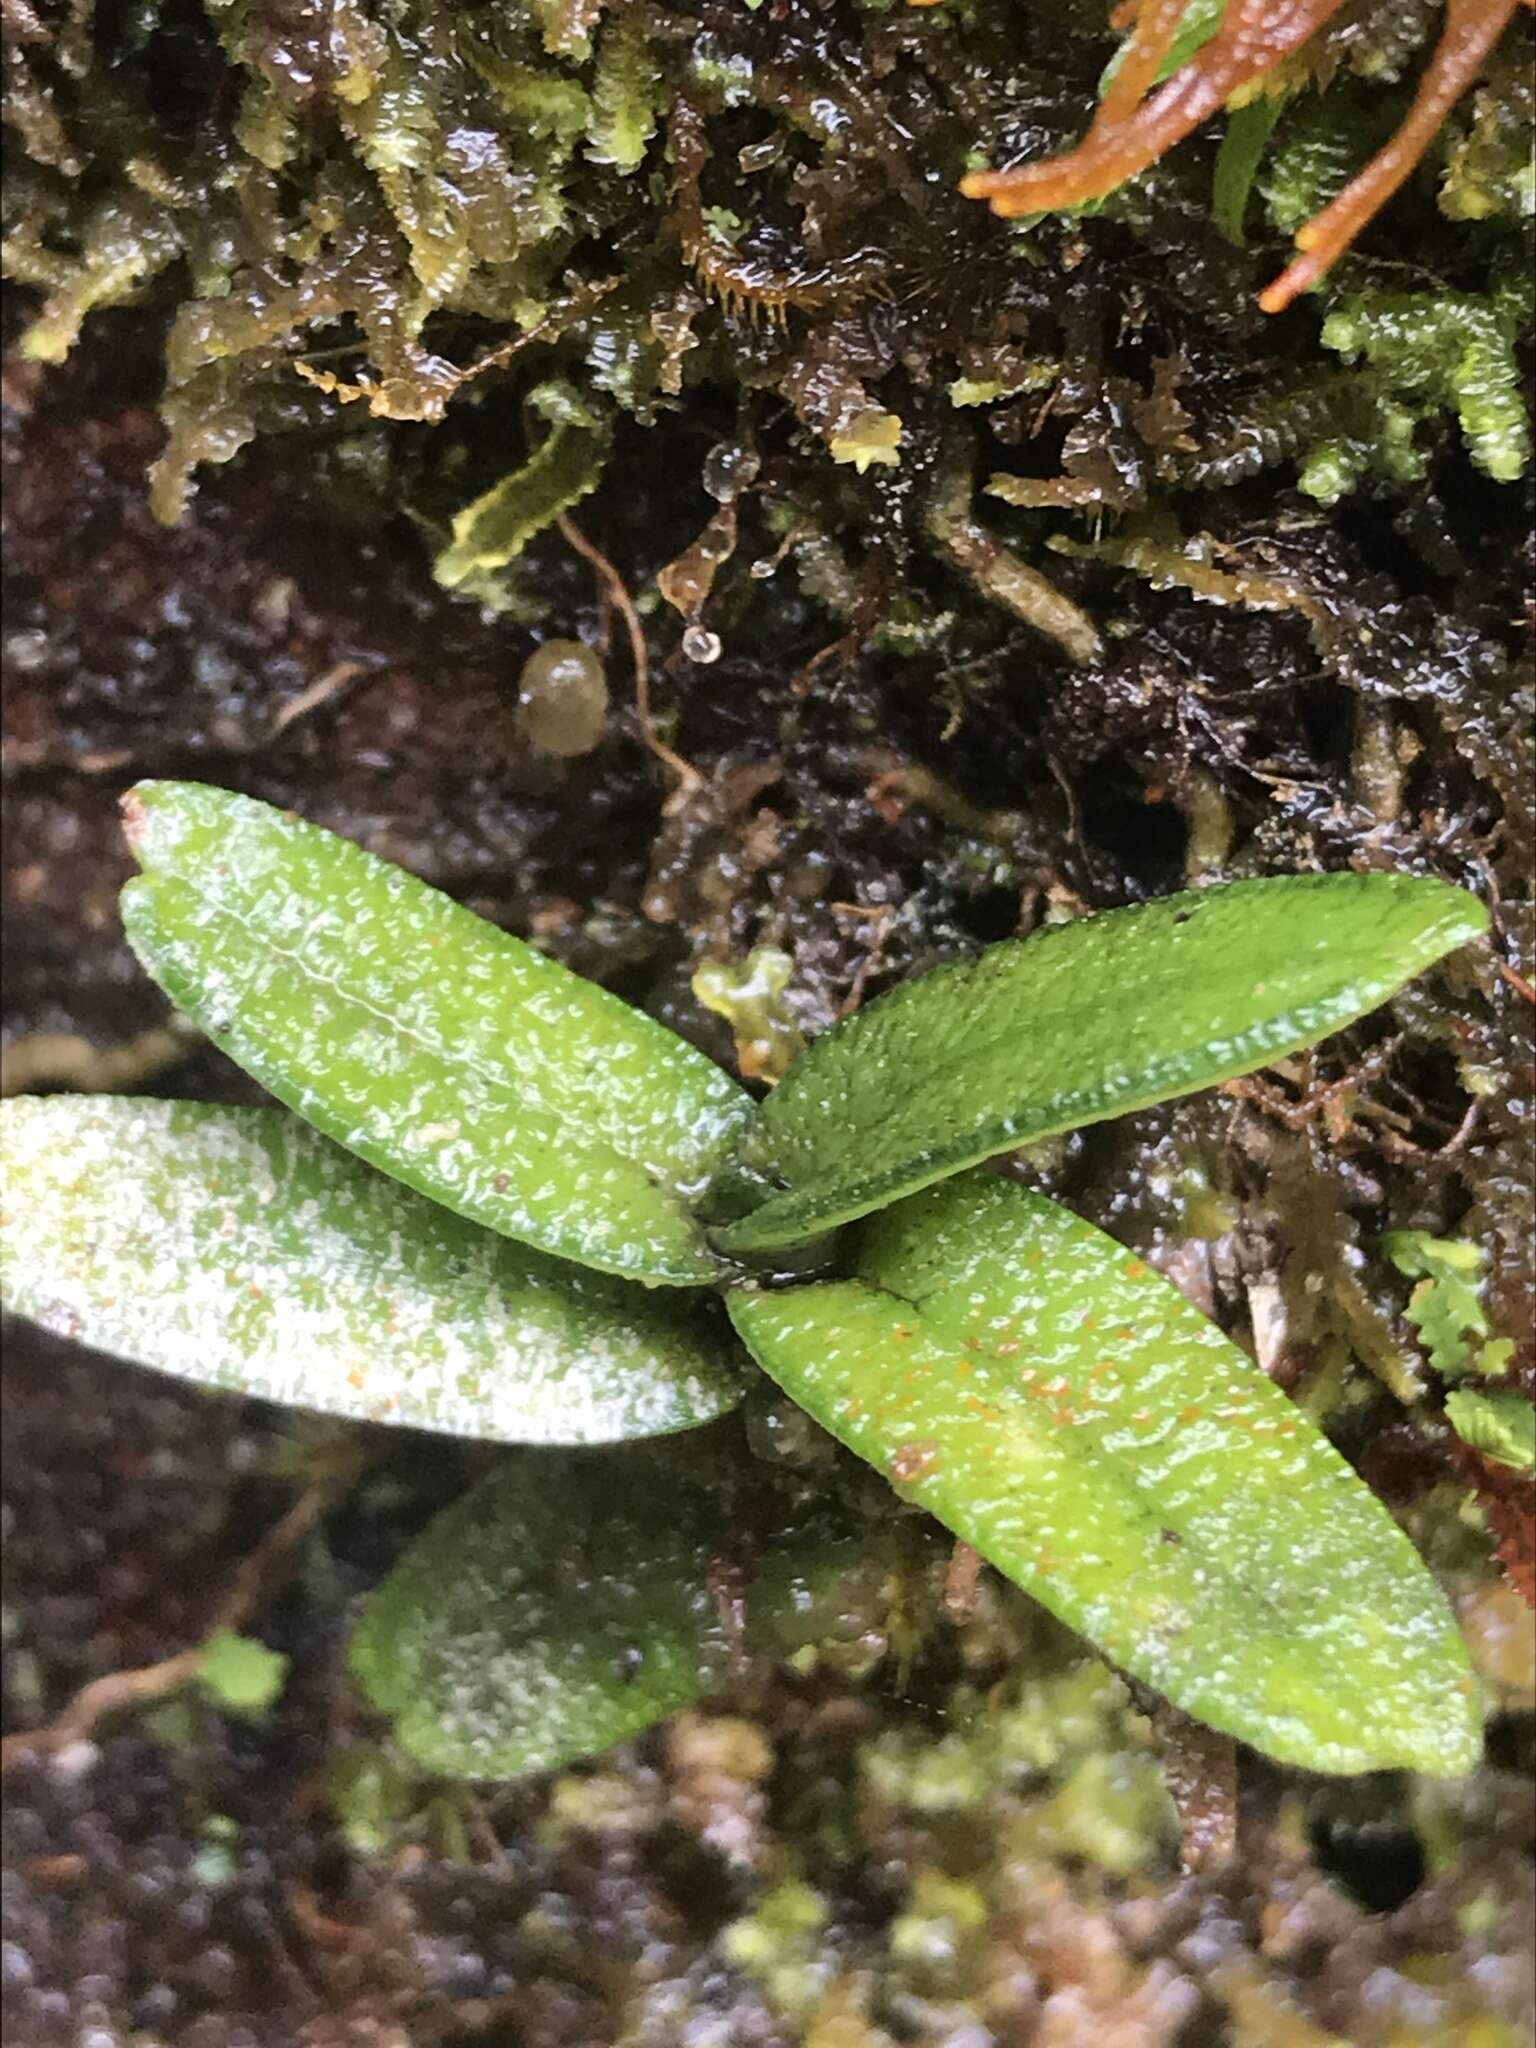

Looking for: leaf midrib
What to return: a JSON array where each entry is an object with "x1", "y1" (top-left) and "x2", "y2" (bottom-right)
[
  {"x1": 850, "y1": 1272, "x2": 1307, "y2": 1648},
  {"x1": 141, "y1": 871, "x2": 688, "y2": 1201},
  {"x1": 729, "y1": 976, "x2": 1370, "y2": 1247}
]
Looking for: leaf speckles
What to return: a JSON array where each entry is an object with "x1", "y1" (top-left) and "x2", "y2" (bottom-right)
[
  {"x1": 712, "y1": 875, "x2": 1488, "y2": 1255},
  {"x1": 0, "y1": 1098, "x2": 743, "y2": 1445},
  {"x1": 729, "y1": 1172, "x2": 1481, "y2": 1776}
]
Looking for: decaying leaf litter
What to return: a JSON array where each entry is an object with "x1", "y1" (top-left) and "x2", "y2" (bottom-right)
[{"x1": 3, "y1": 0, "x2": 1534, "y2": 2040}]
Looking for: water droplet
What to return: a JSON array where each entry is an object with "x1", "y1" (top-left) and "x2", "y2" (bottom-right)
[
  {"x1": 702, "y1": 441, "x2": 761, "y2": 505},
  {"x1": 682, "y1": 624, "x2": 722, "y2": 664},
  {"x1": 515, "y1": 640, "x2": 608, "y2": 757}
]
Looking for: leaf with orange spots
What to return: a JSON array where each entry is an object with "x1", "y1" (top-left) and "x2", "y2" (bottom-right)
[
  {"x1": 729, "y1": 1172, "x2": 1481, "y2": 1775},
  {"x1": 0, "y1": 1098, "x2": 743, "y2": 1445},
  {"x1": 710, "y1": 873, "x2": 1487, "y2": 1256}
]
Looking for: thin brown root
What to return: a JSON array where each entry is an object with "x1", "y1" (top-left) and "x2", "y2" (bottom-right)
[
  {"x1": 1151, "y1": 1697, "x2": 1239, "y2": 1872},
  {"x1": 941, "y1": 1539, "x2": 984, "y2": 1620},
  {"x1": 269, "y1": 660, "x2": 369, "y2": 738},
  {"x1": 556, "y1": 512, "x2": 701, "y2": 798},
  {"x1": 450, "y1": 273, "x2": 623, "y2": 398},
  {"x1": 791, "y1": 628, "x2": 862, "y2": 697},
  {"x1": 1496, "y1": 957, "x2": 1536, "y2": 1004},
  {"x1": 1, "y1": 1016, "x2": 200, "y2": 1097},
  {"x1": 1, "y1": 1472, "x2": 351, "y2": 1776},
  {"x1": 831, "y1": 899, "x2": 897, "y2": 1018}
]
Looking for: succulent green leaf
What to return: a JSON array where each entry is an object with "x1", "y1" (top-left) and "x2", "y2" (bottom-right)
[
  {"x1": 120, "y1": 782, "x2": 752, "y2": 1285},
  {"x1": 729, "y1": 1173, "x2": 1481, "y2": 1776},
  {"x1": 349, "y1": 1447, "x2": 730, "y2": 1779},
  {"x1": 1445, "y1": 1389, "x2": 1536, "y2": 1472},
  {"x1": 0, "y1": 1098, "x2": 743, "y2": 1443},
  {"x1": 711, "y1": 874, "x2": 1488, "y2": 1255},
  {"x1": 349, "y1": 1450, "x2": 883, "y2": 1780}
]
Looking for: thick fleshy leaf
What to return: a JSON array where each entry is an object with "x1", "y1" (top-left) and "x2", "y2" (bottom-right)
[
  {"x1": 350, "y1": 1448, "x2": 732, "y2": 1778},
  {"x1": 0, "y1": 1098, "x2": 742, "y2": 1443},
  {"x1": 729, "y1": 1173, "x2": 1481, "y2": 1776},
  {"x1": 710, "y1": 875, "x2": 1488, "y2": 1255},
  {"x1": 120, "y1": 782, "x2": 751, "y2": 1285}
]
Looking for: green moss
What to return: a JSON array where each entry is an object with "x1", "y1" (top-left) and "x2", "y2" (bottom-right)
[
  {"x1": 722, "y1": 1878, "x2": 834, "y2": 2016},
  {"x1": 887, "y1": 1869, "x2": 988, "y2": 1991},
  {"x1": 861, "y1": 1653, "x2": 1175, "y2": 1875},
  {"x1": 1320, "y1": 282, "x2": 1533, "y2": 485}
]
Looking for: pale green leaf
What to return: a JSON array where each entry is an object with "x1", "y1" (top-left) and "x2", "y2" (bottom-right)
[
  {"x1": 711, "y1": 874, "x2": 1488, "y2": 1255},
  {"x1": 120, "y1": 782, "x2": 752, "y2": 1285},
  {"x1": 348, "y1": 1447, "x2": 732, "y2": 1779},
  {"x1": 0, "y1": 1098, "x2": 743, "y2": 1443},
  {"x1": 1382, "y1": 1229, "x2": 1505, "y2": 1381},
  {"x1": 729, "y1": 1172, "x2": 1480, "y2": 1776}
]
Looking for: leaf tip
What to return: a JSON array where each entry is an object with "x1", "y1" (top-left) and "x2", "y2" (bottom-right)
[
  {"x1": 119, "y1": 784, "x2": 151, "y2": 855},
  {"x1": 120, "y1": 778, "x2": 200, "y2": 869},
  {"x1": 1417, "y1": 875, "x2": 1492, "y2": 952},
  {"x1": 1404, "y1": 1679, "x2": 1485, "y2": 1781}
]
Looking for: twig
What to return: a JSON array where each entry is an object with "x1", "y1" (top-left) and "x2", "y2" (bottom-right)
[
  {"x1": 270, "y1": 660, "x2": 369, "y2": 738},
  {"x1": 555, "y1": 512, "x2": 701, "y2": 798},
  {"x1": 1, "y1": 1475, "x2": 344, "y2": 1775},
  {"x1": 1, "y1": 1015, "x2": 200, "y2": 1097},
  {"x1": 1496, "y1": 957, "x2": 1536, "y2": 1005}
]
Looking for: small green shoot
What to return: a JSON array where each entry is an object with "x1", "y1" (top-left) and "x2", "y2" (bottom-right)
[{"x1": 1444, "y1": 1390, "x2": 1536, "y2": 1473}]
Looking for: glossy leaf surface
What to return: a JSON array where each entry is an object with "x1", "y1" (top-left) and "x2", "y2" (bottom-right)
[
  {"x1": 0, "y1": 1098, "x2": 742, "y2": 1443},
  {"x1": 712, "y1": 874, "x2": 1487, "y2": 1254},
  {"x1": 121, "y1": 782, "x2": 751, "y2": 1284},
  {"x1": 349, "y1": 1447, "x2": 733, "y2": 1778},
  {"x1": 730, "y1": 1173, "x2": 1480, "y2": 1775}
]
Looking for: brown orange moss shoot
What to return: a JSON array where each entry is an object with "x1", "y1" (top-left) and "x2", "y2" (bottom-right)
[{"x1": 958, "y1": 0, "x2": 1532, "y2": 312}]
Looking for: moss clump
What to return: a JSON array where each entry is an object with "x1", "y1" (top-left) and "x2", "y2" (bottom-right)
[{"x1": 6, "y1": 0, "x2": 1530, "y2": 644}]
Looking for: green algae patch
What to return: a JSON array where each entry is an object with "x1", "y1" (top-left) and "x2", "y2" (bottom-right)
[
  {"x1": 0, "y1": 1098, "x2": 742, "y2": 1443},
  {"x1": 730, "y1": 1172, "x2": 1482, "y2": 1776},
  {"x1": 711, "y1": 874, "x2": 1489, "y2": 1256},
  {"x1": 120, "y1": 782, "x2": 751, "y2": 1286}
]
